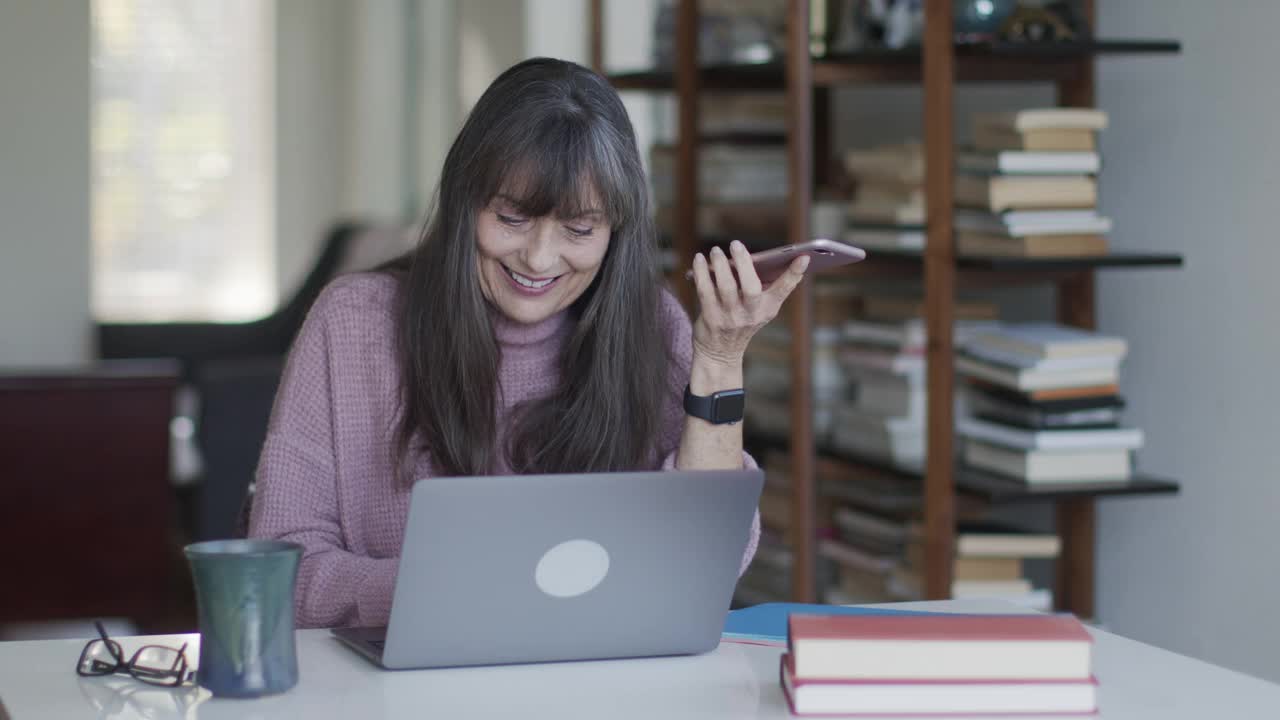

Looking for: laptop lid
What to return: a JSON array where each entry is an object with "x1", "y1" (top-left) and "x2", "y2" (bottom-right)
[{"x1": 380, "y1": 469, "x2": 763, "y2": 670}]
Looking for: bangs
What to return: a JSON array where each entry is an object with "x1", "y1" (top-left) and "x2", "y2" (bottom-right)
[{"x1": 481, "y1": 114, "x2": 639, "y2": 228}]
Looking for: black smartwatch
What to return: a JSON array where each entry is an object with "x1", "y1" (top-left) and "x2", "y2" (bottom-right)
[{"x1": 683, "y1": 384, "x2": 746, "y2": 425}]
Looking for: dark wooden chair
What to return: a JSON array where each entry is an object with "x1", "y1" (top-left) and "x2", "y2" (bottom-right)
[
  {"x1": 0, "y1": 361, "x2": 187, "y2": 633},
  {"x1": 94, "y1": 221, "x2": 410, "y2": 543},
  {"x1": 96, "y1": 222, "x2": 367, "y2": 542}
]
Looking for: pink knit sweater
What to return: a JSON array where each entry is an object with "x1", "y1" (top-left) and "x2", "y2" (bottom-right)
[{"x1": 248, "y1": 273, "x2": 760, "y2": 629}]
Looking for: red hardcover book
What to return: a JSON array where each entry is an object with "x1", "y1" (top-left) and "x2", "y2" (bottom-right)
[
  {"x1": 780, "y1": 654, "x2": 1099, "y2": 717},
  {"x1": 787, "y1": 614, "x2": 1093, "y2": 682}
]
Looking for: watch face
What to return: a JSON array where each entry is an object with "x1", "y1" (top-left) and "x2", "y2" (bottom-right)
[{"x1": 712, "y1": 389, "x2": 746, "y2": 422}]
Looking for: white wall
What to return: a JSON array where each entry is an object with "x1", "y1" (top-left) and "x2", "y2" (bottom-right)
[
  {"x1": 417, "y1": 0, "x2": 460, "y2": 217},
  {"x1": 1094, "y1": 0, "x2": 1280, "y2": 683},
  {"x1": 460, "y1": 0, "x2": 527, "y2": 112},
  {"x1": 276, "y1": 0, "x2": 351, "y2": 297},
  {"x1": 346, "y1": 0, "x2": 413, "y2": 225},
  {"x1": 0, "y1": 2, "x2": 91, "y2": 368},
  {"x1": 525, "y1": 0, "x2": 585, "y2": 61},
  {"x1": 278, "y1": 0, "x2": 462, "y2": 291}
]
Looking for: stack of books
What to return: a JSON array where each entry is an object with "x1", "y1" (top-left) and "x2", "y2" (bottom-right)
[
  {"x1": 956, "y1": 108, "x2": 1112, "y2": 258},
  {"x1": 841, "y1": 141, "x2": 926, "y2": 251},
  {"x1": 737, "y1": 530, "x2": 794, "y2": 605},
  {"x1": 651, "y1": 142, "x2": 788, "y2": 239},
  {"x1": 957, "y1": 323, "x2": 1141, "y2": 484},
  {"x1": 744, "y1": 282, "x2": 859, "y2": 443},
  {"x1": 819, "y1": 498, "x2": 1057, "y2": 609},
  {"x1": 699, "y1": 93, "x2": 787, "y2": 139},
  {"x1": 758, "y1": 452, "x2": 835, "y2": 542},
  {"x1": 819, "y1": 504, "x2": 906, "y2": 604},
  {"x1": 652, "y1": 94, "x2": 791, "y2": 246},
  {"x1": 817, "y1": 456, "x2": 992, "y2": 605},
  {"x1": 738, "y1": 452, "x2": 795, "y2": 604},
  {"x1": 831, "y1": 294, "x2": 999, "y2": 470},
  {"x1": 781, "y1": 614, "x2": 1098, "y2": 717},
  {"x1": 891, "y1": 522, "x2": 1060, "y2": 610},
  {"x1": 738, "y1": 451, "x2": 837, "y2": 604}
]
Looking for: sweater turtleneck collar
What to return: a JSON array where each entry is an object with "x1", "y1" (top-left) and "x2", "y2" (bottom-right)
[{"x1": 487, "y1": 303, "x2": 572, "y2": 348}]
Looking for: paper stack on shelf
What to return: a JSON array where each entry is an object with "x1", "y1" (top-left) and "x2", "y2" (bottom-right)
[
  {"x1": 957, "y1": 323, "x2": 1140, "y2": 484},
  {"x1": 699, "y1": 93, "x2": 787, "y2": 139},
  {"x1": 818, "y1": 477, "x2": 1049, "y2": 609},
  {"x1": 737, "y1": 530, "x2": 794, "y2": 605},
  {"x1": 737, "y1": 451, "x2": 795, "y2": 604},
  {"x1": 956, "y1": 108, "x2": 1112, "y2": 257},
  {"x1": 830, "y1": 293, "x2": 999, "y2": 471},
  {"x1": 813, "y1": 445, "x2": 998, "y2": 607},
  {"x1": 737, "y1": 450, "x2": 838, "y2": 605},
  {"x1": 743, "y1": 282, "x2": 859, "y2": 443},
  {"x1": 651, "y1": 135, "x2": 787, "y2": 244},
  {"x1": 841, "y1": 141, "x2": 926, "y2": 251},
  {"x1": 819, "y1": 505, "x2": 905, "y2": 605}
]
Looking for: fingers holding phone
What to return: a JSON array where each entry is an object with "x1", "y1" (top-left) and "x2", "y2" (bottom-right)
[
  {"x1": 689, "y1": 240, "x2": 812, "y2": 368},
  {"x1": 728, "y1": 238, "x2": 764, "y2": 297},
  {"x1": 763, "y1": 251, "x2": 809, "y2": 307}
]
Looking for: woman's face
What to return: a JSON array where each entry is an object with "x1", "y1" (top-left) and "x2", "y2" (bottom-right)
[{"x1": 475, "y1": 192, "x2": 611, "y2": 325}]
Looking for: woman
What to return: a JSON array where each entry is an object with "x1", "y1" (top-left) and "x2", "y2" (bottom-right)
[{"x1": 249, "y1": 58, "x2": 809, "y2": 629}]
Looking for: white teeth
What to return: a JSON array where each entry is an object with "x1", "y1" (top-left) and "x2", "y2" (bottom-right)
[{"x1": 506, "y1": 266, "x2": 556, "y2": 289}]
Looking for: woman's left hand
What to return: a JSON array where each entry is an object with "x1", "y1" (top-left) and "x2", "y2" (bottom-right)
[{"x1": 689, "y1": 240, "x2": 809, "y2": 373}]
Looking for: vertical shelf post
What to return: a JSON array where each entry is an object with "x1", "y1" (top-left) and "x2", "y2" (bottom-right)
[
  {"x1": 786, "y1": 0, "x2": 817, "y2": 602},
  {"x1": 813, "y1": 88, "x2": 831, "y2": 188},
  {"x1": 1053, "y1": 0, "x2": 1098, "y2": 619},
  {"x1": 922, "y1": 0, "x2": 957, "y2": 600},
  {"x1": 674, "y1": 0, "x2": 700, "y2": 311},
  {"x1": 588, "y1": 0, "x2": 603, "y2": 73}
]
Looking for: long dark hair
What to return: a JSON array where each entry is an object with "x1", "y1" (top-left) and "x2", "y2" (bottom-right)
[{"x1": 388, "y1": 57, "x2": 668, "y2": 480}]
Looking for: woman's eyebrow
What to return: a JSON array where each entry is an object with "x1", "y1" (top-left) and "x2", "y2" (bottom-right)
[{"x1": 492, "y1": 193, "x2": 603, "y2": 220}]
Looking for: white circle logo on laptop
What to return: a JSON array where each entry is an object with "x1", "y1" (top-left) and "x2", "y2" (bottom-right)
[{"x1": 534, "y1": 539, "x2": 610, "y2": 598}]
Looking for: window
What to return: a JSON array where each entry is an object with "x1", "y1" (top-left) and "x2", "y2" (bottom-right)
[{"x1": 91, "y1": 0, "x2": 275, "y2": 322}]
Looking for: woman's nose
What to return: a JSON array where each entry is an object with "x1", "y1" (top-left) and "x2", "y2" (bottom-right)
[{"x1": 522, "y1": 221, "x2": 558, "y2": 275}]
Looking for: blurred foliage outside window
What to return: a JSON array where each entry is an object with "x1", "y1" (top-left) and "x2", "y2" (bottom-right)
[{"x1": 92, "y1": 0, "x2": 275, "y2": 322}]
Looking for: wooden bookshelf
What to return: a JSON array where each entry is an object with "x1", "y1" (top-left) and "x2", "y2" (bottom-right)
[
  {"x1": 607, "y1": 40, "x2": 1180, "y2": 90},
  {"x1": 591, "y1": 0, "x2": 1182, "y2": 618}
]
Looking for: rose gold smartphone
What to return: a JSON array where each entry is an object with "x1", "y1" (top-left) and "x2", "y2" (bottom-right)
[
  {"x1": 748, "y1": 238, "x2": 867, "y2": 283},
  {"x1": 686, "y1": 239, "x2": 867, "y2": 284}
]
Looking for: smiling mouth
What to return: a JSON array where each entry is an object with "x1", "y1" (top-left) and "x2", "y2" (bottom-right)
[{"x1": 502, "y1": 264, "x2": 561, "y2": 290}]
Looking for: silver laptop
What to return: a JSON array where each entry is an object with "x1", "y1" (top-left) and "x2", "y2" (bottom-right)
[{"x1": 332, "y1": 468, "x2": 763, "y2": 670}]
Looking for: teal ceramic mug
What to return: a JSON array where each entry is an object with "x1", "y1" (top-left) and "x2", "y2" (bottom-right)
[{"x1": 184, "y1": 540, "x2": 303, "y2": 698}]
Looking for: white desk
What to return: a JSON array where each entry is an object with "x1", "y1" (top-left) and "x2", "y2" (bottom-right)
[{"x1": 1, "y1": 599, "x2": 1276, "y2": 719}]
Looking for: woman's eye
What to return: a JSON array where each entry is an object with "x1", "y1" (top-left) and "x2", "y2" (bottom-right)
[
  {"x1": 497, "y1": 213, "x2": 527, "y2": 227},
  {"x1": 566, "y1": 225, "x2": 593, "y2": 238}
]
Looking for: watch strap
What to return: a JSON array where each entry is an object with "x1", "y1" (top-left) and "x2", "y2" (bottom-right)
[{"x1": 683, "y1": 384, "x2": 746, "y2": 425}]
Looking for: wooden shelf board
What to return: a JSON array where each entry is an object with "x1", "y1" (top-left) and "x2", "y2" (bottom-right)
[
  {"x1": 865, "y1": 249, "x2": 1186, "y2": 272},
  {"x1": 956, "y1": 466, "x2": 1181, "y2": 503},
  {"x1": 746, "y1": 433, "x2": 1181, "y2": 504},
  {"x1": 608, "y1": 39, "x2": 1180, "y2": 91},
  {"x1": 609, "y1": 62, "x2": 782, "y2": 91}
]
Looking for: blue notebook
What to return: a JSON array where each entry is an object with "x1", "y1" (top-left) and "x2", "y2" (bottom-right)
[{"x1": 722, "y1": 603, "x2": 944, "y2": 645}]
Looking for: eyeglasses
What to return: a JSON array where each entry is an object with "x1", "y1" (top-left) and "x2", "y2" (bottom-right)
[{"x1": 76, "y1": 621, "x2": 194, "y2": 687}]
